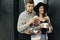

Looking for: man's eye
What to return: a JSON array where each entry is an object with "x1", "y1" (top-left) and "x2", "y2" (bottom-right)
[{"x1": 28, "y1": 6, "x2": 30, "y2": 7}]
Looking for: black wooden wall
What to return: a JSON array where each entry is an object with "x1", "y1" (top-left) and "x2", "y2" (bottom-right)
[
  {"x1": 0, "y1": 0, "x2": 14, "y2": 40},
  {"x1": 48, "y1": 0, "x2": 60, "y2": 40}
]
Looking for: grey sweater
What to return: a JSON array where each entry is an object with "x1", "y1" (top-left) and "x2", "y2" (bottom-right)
[{"x1": 17, "y1": 10, "x2": 36, "y2": 34}]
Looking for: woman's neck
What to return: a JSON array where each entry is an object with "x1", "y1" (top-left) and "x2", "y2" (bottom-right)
[{"x1": 39, "y1": 14, "x2": 44, "y2": 18}]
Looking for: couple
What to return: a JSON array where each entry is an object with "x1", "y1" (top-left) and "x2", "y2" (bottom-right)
[{"x1": 17, "y1": 0, "x2": 53, "y2": 40}]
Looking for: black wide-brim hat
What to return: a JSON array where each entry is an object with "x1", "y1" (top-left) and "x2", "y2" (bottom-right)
[{"x1": 34, "y1": 2, "x2": 49, "y2": 13}]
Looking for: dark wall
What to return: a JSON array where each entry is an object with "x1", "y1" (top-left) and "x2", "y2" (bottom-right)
[
  {"x1": 48, "y1": 0, "x2": 60, "y2": 40},
  {"x1": 0, "y1": 0, "x2": 14, "y2": 40},
  {"x1": 0, "y1": 0, "x2": 25, "y2": 40},
  {"x1": 19, "y1": 0, "x2": 25, "y2": 14},
  {"x1": 14, "y1": 0, "x2": 25, "y2": 40}
]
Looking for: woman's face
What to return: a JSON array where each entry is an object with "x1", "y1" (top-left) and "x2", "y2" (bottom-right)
[{"x1": 39, "y1": 6, "x2": 44, "y2": 14}]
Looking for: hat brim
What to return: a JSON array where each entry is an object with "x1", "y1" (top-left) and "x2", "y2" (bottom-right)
[{"x1": 34, "y1": 2, "x2": 48, "y2": 13}]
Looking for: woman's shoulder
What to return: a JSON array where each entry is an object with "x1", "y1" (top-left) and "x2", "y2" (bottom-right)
[
  {"x1": 45, "y1": 16, "x2": 50, "y2": 20},
  {"x1": 45, "y1": 16, "x2": 49, "y2": 18}
]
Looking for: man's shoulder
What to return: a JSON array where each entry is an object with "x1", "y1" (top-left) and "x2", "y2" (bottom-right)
[
  {"x1": 33, "y1": 11, "x2": 36, "y2": 14},
  {"x1": 19, "y1": 11, "x2": 26, "y2": 16}
]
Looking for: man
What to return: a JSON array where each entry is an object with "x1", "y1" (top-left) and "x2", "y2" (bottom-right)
[{"x1": 17, "y1": 0, "x2": 36, "y2": 40}]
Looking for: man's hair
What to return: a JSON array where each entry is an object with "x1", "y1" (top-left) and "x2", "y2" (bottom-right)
[{"x1": 25, "y1": 0, "x2": 34, "y2": 4}]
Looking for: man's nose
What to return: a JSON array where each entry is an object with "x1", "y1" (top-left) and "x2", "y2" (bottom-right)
[{"x1": 29, "y1": 7, "x2": 32, "y2": 9}]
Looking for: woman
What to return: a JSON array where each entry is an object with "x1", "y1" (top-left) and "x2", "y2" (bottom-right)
[{"x1": 28, "y1": 2, "x2": 53, "y2": 40}]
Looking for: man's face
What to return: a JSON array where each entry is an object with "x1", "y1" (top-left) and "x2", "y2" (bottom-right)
[{"x1": 26, "y1": 3, "x2": 34, "y2": 13}]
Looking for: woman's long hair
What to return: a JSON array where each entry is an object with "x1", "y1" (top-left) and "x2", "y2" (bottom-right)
[{"x1": 34, "y1": 2, "x2": 48, "y2": 17}]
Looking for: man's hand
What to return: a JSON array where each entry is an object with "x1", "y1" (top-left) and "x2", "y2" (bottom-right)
[
  {"x1": 28, "y1": 18, "x2": 35, "y2": 25},
  {"x1": 28, "y1": 30, "x2": 33, "y2": 34},
  {"x1": 33, "y1": 16, "x2": 39, "y2": 20},
  {"x1": 28, "y1": 16, "x2": 39, "y2": 25}
]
